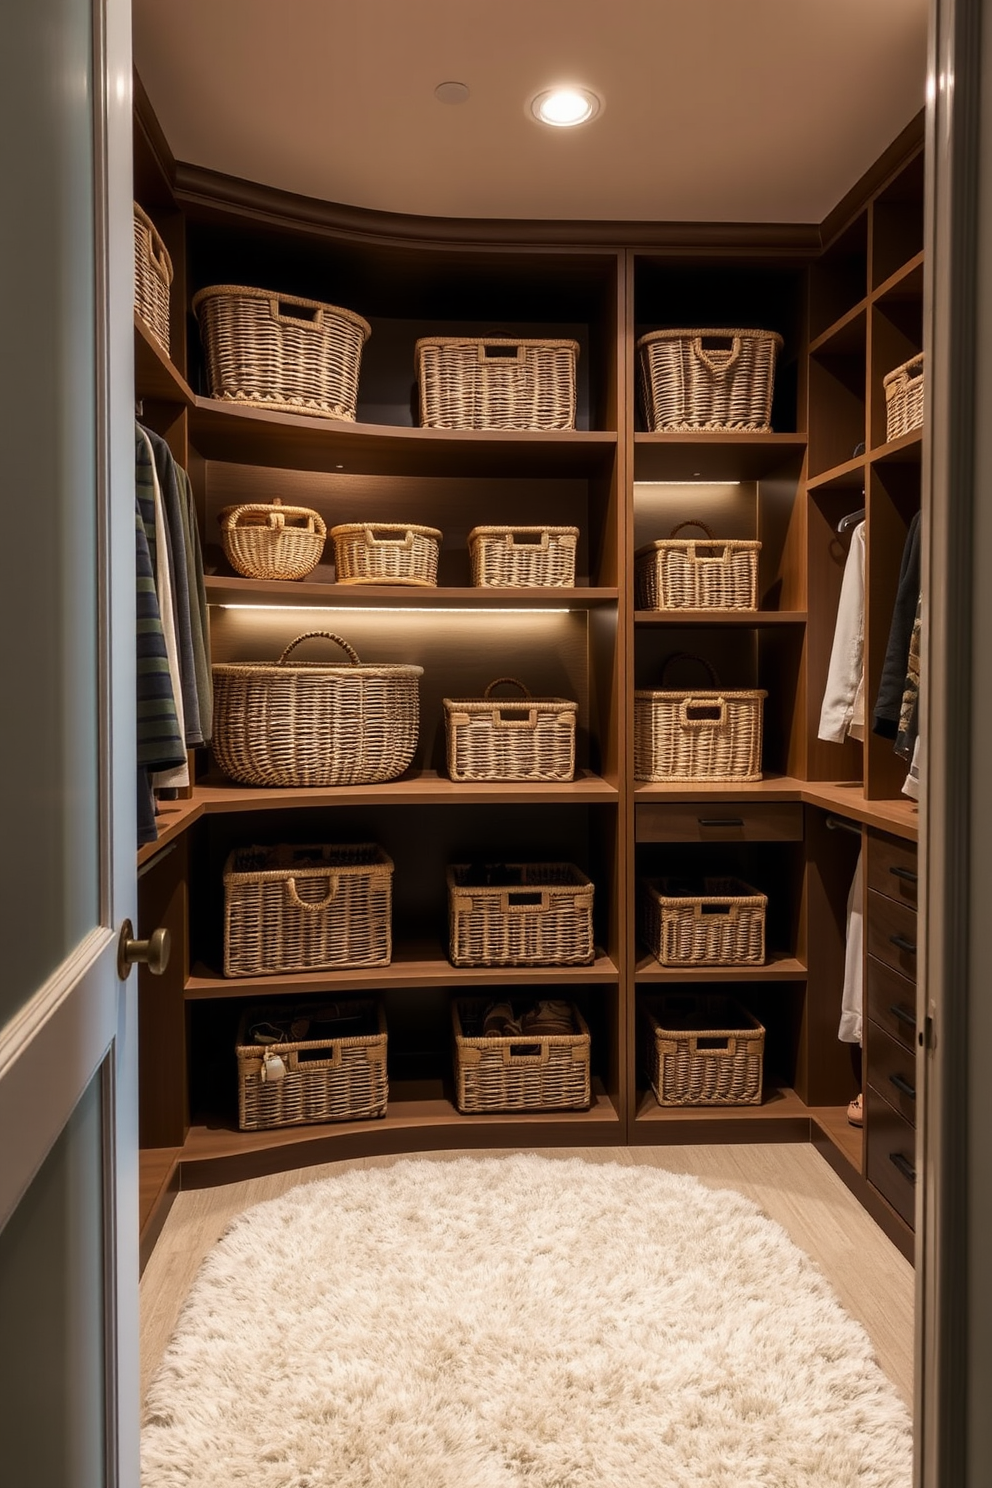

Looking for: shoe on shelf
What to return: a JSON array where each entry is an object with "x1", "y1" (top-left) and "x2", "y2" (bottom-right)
[{"x1": 847, "y1": 1093, "x2": 863, "y2": 1127}]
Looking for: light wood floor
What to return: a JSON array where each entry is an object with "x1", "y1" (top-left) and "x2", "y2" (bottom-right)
[{"x1": 141, "y1": 1143, "x2": 915, "y2": 1409}]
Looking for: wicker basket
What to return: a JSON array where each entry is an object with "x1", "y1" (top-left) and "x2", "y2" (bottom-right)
[
  {"x1": 416, "y1": 337, "x2": 579, "y2": 430},
  {"x1": 237, "y1": 1000, "x2": 387, "y2": 1129},
  {"x1": 220, "y1": 498, "x2": 326, "y2": 581},
  {"x1": 192, "y1": 284, "x2": 371, "y2": 421},
  {"x1": 468, "y1": 526, "x2": 579, "y2": 588},
  {"x1": 447, "y1": 863, "x2": 595, "y2": 967},
  {"x1": 330, "y1": 523, "x2": 442, "y2": 587},
  {"x1": 133, "y1": 202, "x2": 172, "y2": 354},
  {"x1": 637, "y1": 328, "x2": 783, "y2": 432},
  {"x1": 212, "y1": 631, "x2": 422, "y2": 788},
  {"x1": 641, "y1": 877, "x2": 767, "y2": 967},
  {"x1": 884, "y1": 352, "x2": 924, "y2": 443},
  {"x1": 444, "y1": 678, "x2": 577, "y2": 783},
  {"x1": 643, "y1": 995, "x2": 765, "y2": 1107},
  {"x1": 224, "y1": 843, "x2": 393, "y2": 977},
  {"x1": 452, "y1": 998, "x2": 591, "y2": 1113},
  {"x1": 635, "y1": 521, "x2": 760, "y2": 611},
  {"x1": 634, "y1": 654, "x2": 766, "y2": 782}
]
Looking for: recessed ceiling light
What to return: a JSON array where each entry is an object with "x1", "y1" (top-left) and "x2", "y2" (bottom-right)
[
  {"x1": 530, "y1": 86, "x2": 602, "y2": 128},
  {"x1": 435, "y1": 81, "x2": 470, "y2": 105}
]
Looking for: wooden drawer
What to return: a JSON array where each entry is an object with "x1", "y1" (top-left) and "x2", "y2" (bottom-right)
[
  {"x1": 866, "y1": 1088, "x2": 917, "y2": 1230},
  {"x1": 866, "y1": 889, "x2": 918, "y2": 983},
  {"x1": 866, "y1": 957, "x2": 917, "y2": 1051},
  {"x1": 866, "y1": 830, "x2": 918, "y2": 909},
  {"x1": 635, "y1": 802, "x2": 804, "y2": 843},
  {"x1": 866, "y1": 1021, "x2": 918, "y2": 1127}
]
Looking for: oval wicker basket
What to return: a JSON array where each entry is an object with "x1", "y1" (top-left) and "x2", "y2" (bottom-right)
[
  {"x1": 330, "y1": 523, "x2": 442, "y2": 587},
  {"x1": 637, "y1": 328, "x2": 783, "y2": 432},
  {"x1": 220, "y1": 498, "x2": 327, "y2": 581},
  {"x1": 212, "y1": 632, "x2": 423, "y2": 787},
  {"x1": 133, "y1": 202, "x2": 172, "y2": 354},
  {"x1": 635, "y1": 520, "x2": 760, "y2": 611},
  {"x1": 192, "y1": 285, "x2": 371, "y2": 421}
]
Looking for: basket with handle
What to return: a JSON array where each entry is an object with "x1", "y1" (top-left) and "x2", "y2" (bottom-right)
[
  {"x1": 212, "y1": 631, "x2": 423, "y2": 787},
  {"x1": 883, "y1": 352, "x2": 924, "y2": 443},
  {"x1": 447, "y1": 862, "x2": 595, "y2": 967},
  {"x1": 224, "y1": 844, "x2": 394, "y2": 977},
  {"x1": 330, "y1": 522, "x2": 442, "y2": 587},
  {"x1": 451, "y1": 997, "x2": 591, "y2": 1113},
  {"x1": 444, "y1": 677, "x2": 577, "y2": 783},
  {"x1": 642, "y1": 994, "x2": 765, "y2": 1106},
  {"x1": 468, "y1": 525, "x2": 579, "y2": 588},
  {"x1": 192, "y1": 284, "x2": 371, "y2": 421},
  {"x1": 635, "y1": 520, "x2": 760, "y2": 611},
  {"x1": 133, "y1": 202, "x2": 173, "y2": 354},
  {"x1": 416, "y1": 337, "x2": 580, "y2": 430},
  {"x1": 637, "y1": 328, "x2": 783, "y2": 431},
  {"x1": 640, "y1": 878, "x2": 767, "y2": 967},
  {"x1": 634, "y1": 653, "x2": 766, "y2": 781},
  {"x1": 220, "y1": 498, "x2": 327, "y2": 581},
  {"x1": 236, "y1": 999, "x2": 388, "y2": 1128}
]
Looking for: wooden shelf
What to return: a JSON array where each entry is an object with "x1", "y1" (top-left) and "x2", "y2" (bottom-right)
[
  {"x1": 633, "y1": 431, "x2": 807, "y2": 483},
  {"x1": 872, "y1": 251, "x2": 925, "y2": 304},
  {"x1": 802, "y1": 781, "x2": 918, "y2": 840},
  {"x1": 192, "y1": 768, "x2": 619, "y2": 812},
  {"x1": 206, "y1": 575, "x2": 617, "y2": 610},
  {"x1": 187, "y1": 943, "x2": 620, "y2": 999},
  {"x1": 869, "y1": 427, "x2": 923, "y2": 466},
  {"x1": 635, "y1": 950, "x2": 807, "y2": 983},
  {"x1": 806, "y1": 453, "x2": 867, "y2": 493},
  {"x1": 634, "y1": 610, "x2": 806, "y2": 627},
  {"x1": 134, "y1": 315, "x2": 194, "y2": 407},
  {"x1": 631, "y1": 1082, "x2": 812, "y2": 1142},
  {"x1": 810, "y1": 1106, "x2": 863, "y2": 1172},
  {"x1": 808, "y1": 300, "x2": 869, "y2": 356},
  {"x1": 137, "y1": 795, "x2": 202, "y2": 868},
  {"x1": 634, "y1": 774, "x2": 805, "y2": 802},
  {"x1": 189, "y1": 398, "x2": 617, "y2": 478}
]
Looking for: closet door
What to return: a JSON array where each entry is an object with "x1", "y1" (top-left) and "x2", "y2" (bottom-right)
[{"x1": 0, "y1": 1, "x2": 139, "y2": 1484}]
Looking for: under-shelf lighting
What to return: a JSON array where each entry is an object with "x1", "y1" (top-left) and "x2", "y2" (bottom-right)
[
  {"x1": 635, "y1": 481, "x2": 742, "y2": 488},
  {"x1": 218, "y1": 604, "x2": 573, "y2": 615},
  {"x1": 530, "y1": 86, "x2": 602, "y2": 128}
]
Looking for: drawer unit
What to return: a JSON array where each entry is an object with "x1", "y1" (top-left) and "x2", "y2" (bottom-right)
[
  {"x1": 866, "y1": 831, "x2": 918, "y2": 908},
  {"x1": 866, "y1": 889, "x2": 918, "y2": 982},
  {"x1": 866, "y1": 1087, "x2": 917, "y2": 1230},
  {"x1": 866, "y1": 957, "x2": 917, "y2": 1051},
  {"x1": 866, "y1": 1021, "x2": 918, "y2": 1126},
  {"x1": 635, "y1": 802, "x2": 803, "y2": 843}
]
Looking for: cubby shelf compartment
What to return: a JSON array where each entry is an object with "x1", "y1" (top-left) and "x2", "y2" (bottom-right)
[
  {"x1": 808, "y1": 300, "x2": 870, "y2": 357},
  {"x1": 633, "y1": 432, "x2": 807, "y2": 483},
  {"x1": 806, "y1": 454, "x2": 867, "y2": 494},
  {"x1": 872, "y1": 251, "x2": 925, "y2": 306},
  {"x1": 869, "y1": 427, "x2": 923, "y2": 465},
  {"x1": 206, "y1": 576, "x2": 618, "y2": 610},
  {"x1": 134, "y1": 314, "x2": 195, "y2": 407},
  {"x1": 634, "y1": 951, "x2": 807, "y2": 982},
  {"x1": 634, "y1": 611, "x2": 806, "y2": 627}
]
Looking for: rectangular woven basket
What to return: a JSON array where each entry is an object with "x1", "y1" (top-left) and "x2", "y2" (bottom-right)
[
  {"x1": 330, "y1": 523, "x2": 442, "y2": 587},
  {"x1": 637, "y1": 328, "x2": 783, "y2": 432},
  {"x1": 635, "y1": 522, "x2": 760, "y2": 611},
  {"x1": 447, "y1": 862, "x2": 595, "y2": 967},
  {"x1": 643, "y1": 995, "x2": 765, "y2": 1107},
  {"x1": 444, "y1": 677, "x2": 577, "y2": 782},
  {"x1": 416, "y1": 337, "x2": 579, "y2": 430},
  {"x1": 452, "y1": 998, "x2": 591, "y2": 1113},
  {"x1": 883, "y1": 352, "x2": 924, "y2": 443},
  {"x1": 236, "y1": 1000, "x2": 387, "y2": 1130},
  {"x1": 641, "y1": 877, "x2": 767, "y2": 967},
  {"x1": 634, "y1": 656, "x2": 765, "y2": 782},
  {"x1": 133, "y1": 202, "x2": 172, "y2": 354},
  {"x1": 223, "y1": 843, "x2": 393, "y2": 978},
  {"x1": 468, "y1": 526, "x2": 579, "y2": 588},
  {"x1": 193, "y1": 284, "x2": 371, "y2": 421}
]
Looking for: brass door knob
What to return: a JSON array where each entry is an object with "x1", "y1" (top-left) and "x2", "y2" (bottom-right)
[{"x1": 117, "y1": 919, "x2": 171, "y2": 980}]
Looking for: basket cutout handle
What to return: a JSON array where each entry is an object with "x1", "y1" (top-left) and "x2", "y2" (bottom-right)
[
  {"x1": 483, "y1": 677, "x2": 533, "y2": 701},
  {"x1": 501, "y1": 889, "x2": 550, "y2": 912},
  {"x1": 296, "y1": 1043, "x2": 344, "y2": 1068},
  {"x1": 680, "y1": 697, "x2": 728, "y2": 728},
  {"x1": 270, "y1": 296, "x2": 324, "y2": 331},
  {"x1": 365, "y1": 527, "x2": 416, "y2": 547},
  {"x1": 693, "y1": 900, "x2": 739, "y2": 920},
  {"x1": 687, "y1": 1035, "x2": 737, "y2": 1056},
  {"x1": 502, "y1": 530, "x2": 550, "y2": 550},
  {"x1": 491, "y1": 708, "x2": 539, "y2": 728},
  {"x1": 277, "y1": 632, "x2": 362, "y2": 666},
  {"x1": 285, "y1": 875, "x2": 340, "y2": 911},
  {"x1": 669, "y1": 519, "x2": 716, "y2": 540},
  {"x1": 501, "y1": 1042, "x2": 551, "y2": 1066},
  {"x1": 660, "y1": 652, "x2": 721, "y2": 689},
  {"x1": 691, "y1": 335, "x2": 742, "y2": 377},
  {"x1": 479, "y1": 342, "x2": 527, "y2": 362}
]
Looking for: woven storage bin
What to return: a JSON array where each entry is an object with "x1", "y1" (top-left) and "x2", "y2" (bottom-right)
[
  {"x1": 637, "y1": 328, "x2": 783, "y2": 432},
  {"x1": 447, "y1": 863, "x2": 595, "y2": 967},
  {"x1": 643, "y1": 995, "x2": 765, "y2": 1107},
  {"x1": 884, "y1": 352, "x2": 924, "y2": 442},
  {"x1": 452, "y1": 998, "x2": 591, "y2": 1114},
  {"x1": 416, "y1": 337, "x2": 579, "y2": 430},
  {"x1": 212, "y1": 631, "x2": 423, "y2": 788},
  {"x1": 224, "y1": 843, "x2": 393, "y2": 977},
  {"x1": 635, "y1": 520, "x2": 760, "y2": 612},
  {"x1": 634, "y1": 654, "x2": 766, "y2": 782},
  {"x1": 468, "y1": 526, "x2": 578, "y2": 588},
  {"x1": 220, "y1": 498, "x2": 326, "y2": 581},
  {"x1": 330, "y1": 523, "x2": 442, "y2": 587},
  {"x1": 641, "y1": 877, "x2": 767, "y2": 967},
  {"x1": 237, "y1": 1000, "x2": 387, "y2": 1130},
  {"x1": 444, "y1": 677, "x2": 577, "y2": 783},
  {"x1": 133, "y1": 202, "x2": 172, "y2": 354},
  {"x1": 192, "y1": 285, "x2": 370, "y2": 421}
]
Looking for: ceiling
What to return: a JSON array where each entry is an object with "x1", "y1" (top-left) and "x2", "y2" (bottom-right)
[{"x1": 133, "y1": 0, "x2": 928, "y2": 225}]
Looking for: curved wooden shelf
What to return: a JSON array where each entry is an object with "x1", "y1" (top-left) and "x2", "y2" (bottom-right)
[
  {"x1": 134, "y1": 315, "x2": 194, "y2": 406},
  {"x1": 206, "y1": 575, "x2": 617, "y2": 610}
]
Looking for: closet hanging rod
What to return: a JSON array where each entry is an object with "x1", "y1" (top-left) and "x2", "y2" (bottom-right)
[
  {"x1": 836, "y1": 507, "x2": 865, "y2": 534},
  {"x1": 825, "y1": 814, "x2": 863, "y2": 838}
]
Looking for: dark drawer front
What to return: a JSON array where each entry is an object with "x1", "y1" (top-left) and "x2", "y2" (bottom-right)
[
  {"x1": 866, "y1": 1089, "x2": 917, "y2": 1230},
  {"x1": 866, "y1": 957, "x2": 917, "y2": 1051},
  {"x1": 867, "y1": 1021, "x2": 918, "y2": 1127},
  {"x1": 635, "y1": 802, "x2": 804, "y2": 843},
  {"x1": 867, "y1": 889, "x2": 918, "y2": 983},
  {"x1": 866, "y1": 831, "x2": 918, "y2": 909}
]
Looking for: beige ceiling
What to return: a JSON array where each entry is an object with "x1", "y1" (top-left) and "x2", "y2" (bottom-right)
[{"x1": 133, "y1": 0, "x2": 928, "y2": 224}]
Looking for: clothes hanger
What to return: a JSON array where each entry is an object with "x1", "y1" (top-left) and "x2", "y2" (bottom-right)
[{"x1": 837, "y1": 505, "x2": 865, "y2": 534}]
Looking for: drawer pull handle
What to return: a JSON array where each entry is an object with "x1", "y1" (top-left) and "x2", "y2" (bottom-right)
[
  {"x1": 889, "y1": 1152, "x2": 917, "y2": 1184},
  {"x1": 889, "y1": 865, "x2": 918, "y2": 885},
  {"x1": 890, "y1": 1004, "x2": 916, "y2": 1029},
  {"x1": 889, "y1": 1072, "x2": 916, "y2": 1100},
  {"x1": 697, "y1": 817, "x2": 744, "y2": 827},
  {"x1": 889, "y1": 933, "x2": 917, "y2": 954}
]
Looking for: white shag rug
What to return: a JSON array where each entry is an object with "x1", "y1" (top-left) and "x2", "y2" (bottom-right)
[{"x1": 142, "y1": 1155, "x2": 911, "y2": 1488}]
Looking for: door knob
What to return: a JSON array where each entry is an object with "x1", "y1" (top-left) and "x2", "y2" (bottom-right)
[{"x1": 117, "y1": 919, "x2": 171, "y2": 979}]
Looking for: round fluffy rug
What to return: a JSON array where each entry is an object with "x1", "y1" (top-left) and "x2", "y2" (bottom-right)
[{"x1": 142, "y1": 1155, "x2": 911, "y2": 1488}]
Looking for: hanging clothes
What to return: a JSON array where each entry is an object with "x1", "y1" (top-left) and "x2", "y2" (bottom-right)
[
  {"x1": 873, "y1": 511, "x2": 921, "y2": 738},
  {"x1": 178, "y1": 463, "x2": 212, "y2": 742},
  {"x1": 818, "y1": 521, "x2": 866, "y2": 743},
  {"x1": 838, "y1": 849, "x2": 864, "y2": 1045}
]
